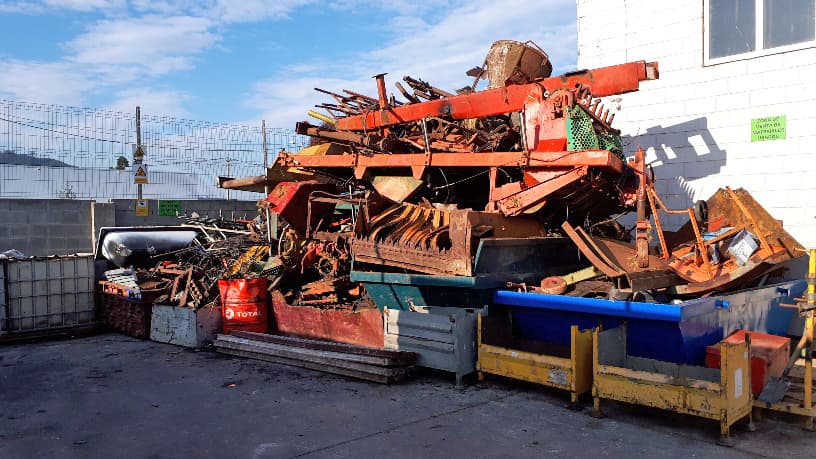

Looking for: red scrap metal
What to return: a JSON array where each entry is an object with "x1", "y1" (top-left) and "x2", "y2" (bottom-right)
[
  {"x1": 270, "y1": 290, "x2": 384, "y2": 348},
  {"x1": 333, "y1": 61, "x2": 658, "y2": 132}
]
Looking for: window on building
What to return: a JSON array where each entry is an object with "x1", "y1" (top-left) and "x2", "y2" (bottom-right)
[
  {"x1": 710, "y1": 0, "x2": 756, "y2": 58},
  {"x1": 706, "y1": 0, "x2": 816, "y2": 63},
  {"x1": 764, "y1": 0, "x2": 815, "y2": 48}
]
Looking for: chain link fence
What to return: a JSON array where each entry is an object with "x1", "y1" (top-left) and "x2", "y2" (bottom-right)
[{"x1": 0, "y1": 99, "x2": 306, "y2": 200}]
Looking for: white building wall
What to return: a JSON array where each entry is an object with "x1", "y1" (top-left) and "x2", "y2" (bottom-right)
[{"x1": 577, "y1": 0, "x2": 816, "y2": 248}]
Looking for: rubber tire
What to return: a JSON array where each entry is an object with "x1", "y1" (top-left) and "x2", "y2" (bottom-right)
[{"x1": 693, "y1": 200, "x2": 708, "y2": 224}]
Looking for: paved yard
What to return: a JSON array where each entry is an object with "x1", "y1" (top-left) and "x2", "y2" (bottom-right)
[{"x1": 1, "y1": 334, "x2": 813, "y2": 458}]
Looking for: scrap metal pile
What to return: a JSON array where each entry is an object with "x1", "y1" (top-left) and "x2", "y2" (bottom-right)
[
  {"x1": 247, "y1": 39, "x2": 804, "y2": 305},
  {"x1": 97, "y1": 216, "x2": 276, "y2": 311}
]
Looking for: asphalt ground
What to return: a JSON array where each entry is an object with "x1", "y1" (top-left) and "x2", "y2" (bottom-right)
[{"x1": 1, "y1": 333, "x2": 813, "y2": 458}]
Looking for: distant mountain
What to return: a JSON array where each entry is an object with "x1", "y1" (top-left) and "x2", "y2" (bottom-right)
[{"x1": 0, "y1": 150, "x2": 74, "y2": 167}]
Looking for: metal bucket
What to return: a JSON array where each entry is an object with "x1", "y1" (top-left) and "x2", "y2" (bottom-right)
[
  {"x1": 218, "y1": 278, "x2": 268, "y2": 334},
  {"x1": 485, "y1": 40, "x2": 552, "y2": 88}
]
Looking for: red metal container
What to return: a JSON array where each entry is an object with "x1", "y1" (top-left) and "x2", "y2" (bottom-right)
[
  {"x1": 270, "y1": 291, "x2": 384, "y2": 348},
  {"x1": 705, "y1": 329, "x2": 790, "y2": 397},
  {"x1": 218, "y1": 278, "x2": 269, "y2": 334}
]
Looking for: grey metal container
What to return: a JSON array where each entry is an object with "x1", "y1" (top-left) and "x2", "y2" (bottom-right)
[
  {"x1": 384, "y1": 306, "x2": 485, "y2": 386},
  {"x1": 1, "y1": 254, "x2": 95, "y2": 335},
  {"x1": 150, "y1": 304, "x2": 221, "y2": 348}
]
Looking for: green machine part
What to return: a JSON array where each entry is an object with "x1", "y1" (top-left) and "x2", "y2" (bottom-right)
[{"x1": 566, "y1": 105, "x2": 623, "y2": 161}]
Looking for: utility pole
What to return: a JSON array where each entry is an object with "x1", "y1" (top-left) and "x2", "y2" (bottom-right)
[
  {"x1": 135, "y1": 106, "x2": 143, "y2": 200},
  {"x1": 262, "y1": 120, "x2": 274, "y2": 254}
]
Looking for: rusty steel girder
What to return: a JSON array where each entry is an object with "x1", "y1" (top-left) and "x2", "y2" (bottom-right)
[
  {"x1": 334, "y1": 61, "x2": 658, "y2": 132},
  {"x1": 279, "y1": 149, "x2": 624, "y2": 180}
]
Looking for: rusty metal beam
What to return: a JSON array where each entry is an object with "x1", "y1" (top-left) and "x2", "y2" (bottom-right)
[
  {"x1": 279, "y1": 149, "x2": 624, "y2": 179},
  {"x1": 496, "y1": 167, "x2": 587, "y2": 217},
  {"x1": 335, "y1": 61, "x2": 658, "y2": 131}
]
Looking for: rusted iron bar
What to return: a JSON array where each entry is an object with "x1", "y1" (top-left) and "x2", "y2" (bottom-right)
[
  {"x1": 403, "y1": 75, "x2": 455, "y2": 99},
  {"x1": 335, "y1": 61, "x2": 658, "y2": 131},
  {"x1": 395, "y1": 82, "x2": 421, "y2": 103}
]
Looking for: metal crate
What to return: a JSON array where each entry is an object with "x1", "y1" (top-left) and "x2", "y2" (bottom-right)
[{"x1": 1, "y1": 255, "x2": 95, "y2": 335}]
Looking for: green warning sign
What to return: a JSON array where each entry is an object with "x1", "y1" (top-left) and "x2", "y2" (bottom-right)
[
  {"x1": 158, "y1": 200, "x2": 181, "y2": 216},
  {"x1": 751, "y1": 115, "x2": 786, "y2": 142}
]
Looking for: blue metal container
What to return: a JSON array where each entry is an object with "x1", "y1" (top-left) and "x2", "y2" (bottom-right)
[
  {"x1": 714, "y1": 280, "x2": 805, "y2": 337},
  {"x1": 494, "y1": 290, "x2": 727, "y2": 364},
  {"x1": 493, "y1": 280, "x2": 806, "y2": 365}
]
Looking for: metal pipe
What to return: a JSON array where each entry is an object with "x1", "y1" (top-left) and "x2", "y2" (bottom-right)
[
  {"x1": 307, "y1": 110, "x2": 336, "y2": 126},
  {"x1": 493, "y1": 290, "x2": 691, "y2": 323}
]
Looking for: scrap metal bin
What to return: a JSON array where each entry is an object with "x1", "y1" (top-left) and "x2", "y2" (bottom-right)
[
  {"x1": 592, "y1": 326, "x2": 753, "y2": 445},
  {"x1": 383, "y1": 306, "x2": 483, "y2": 386},
  {"x1": 476, "y1": 311, "x2": 594, "y2": 404}
]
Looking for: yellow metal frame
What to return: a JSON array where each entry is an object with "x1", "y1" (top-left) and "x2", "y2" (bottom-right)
[
  {"x1": 592, "y1": 327, "x2": 753, "y2": 444},
  {"x1": 752, "y1": 248, "x2": 816, "y2": 430},
  {"x1": 476, "y1": 314, "x2": 594, "y2": 403}
]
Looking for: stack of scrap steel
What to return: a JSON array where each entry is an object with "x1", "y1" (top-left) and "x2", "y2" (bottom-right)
[
  {"x1": 219, "y1": 38, "x2": 803, "y2": 367},
  {"x1": 225, "y1": 38, "x2": 804, "y2": 308},
  {"x1": 214, "y1": 331, "x2": 416, "y2": 384},
  {"x1": 241, "y1": 40, "x2": 657, "y2": 315},
  {"x1": 209, "y1": 40, "x2": 813, "y2": 438},
  {"x1": 96, "y1": 217, "x2": 275, "y2": 338}
]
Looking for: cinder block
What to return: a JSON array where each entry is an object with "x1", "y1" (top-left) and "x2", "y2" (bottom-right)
[
  {"x1": 750, "y1": 88, "x2": 787, "y2": 108},
  {"x1": 783, "y1": 49, "x2": 816, "y2": 68},
  {"x1": 682, "y1": 160, "x2": 724, "y2": 180},
  {"x1": 715, "y1": 92, "x2": 750, "y2": 112},
  {"x1": 1, "y1": 210, "x2": 30, "y2": 224},
  {"x1": 8, "y1": 226, "x2": 34, "y2": 239},
  {"x1": 27, "y1": 238, "x2": 50, "y2": 256},
  {"x1": 1, "y1": 238, "x2": 30, "y2": 254},
  {"x1": 747, "y1": 52, "x2": 787, "y2": 74},
  {"x1": 65, "y1": 237, "x2": 92, "y2": 252},
  {"x1": 712, "y1": 60, "x2": 748, "y2": 79}
]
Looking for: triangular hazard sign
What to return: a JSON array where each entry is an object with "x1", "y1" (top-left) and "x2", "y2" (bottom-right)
[{"x1": 135, "y1": 167, "x2": 147, "y2": 177}]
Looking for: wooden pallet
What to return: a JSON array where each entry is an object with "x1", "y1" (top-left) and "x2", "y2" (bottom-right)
[{"x1": 753, "y1": 358, "x2": 816, "y2": 430}]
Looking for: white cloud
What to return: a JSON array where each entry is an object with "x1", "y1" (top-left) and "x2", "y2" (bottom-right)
[
  {"x1": 0, "y1": 60, "x2": 95, "y2": 105},
  {"x1": 247, "y1": 0, "x2": 578, "y2": 129},
  {"x1": 249, "y1": 75, "x2": 377, "y2": 129},
  {"x1": 43, "y1": 0, "x2": 125, "y2": 11},
  {"x1": 65, "y1": 15, "x2": 217, "y2": 78},
  {"x1": 0, "y1": 0, "x2": 579, "y2": 126},
  {"x1": 105, "y1": 87, "x2": 192, "y2": 116},
  {"x1": 200, "y1": 0, "x2": 316, "y2": 23}
]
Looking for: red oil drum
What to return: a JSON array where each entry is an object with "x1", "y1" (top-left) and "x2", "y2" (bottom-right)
[{"x1": 218, "y1": 278, "x2": 269, "y2": 334}]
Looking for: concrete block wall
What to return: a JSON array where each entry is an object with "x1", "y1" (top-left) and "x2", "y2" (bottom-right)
[
  {"x1": 0, "y1": 199, "x2": 93, "y2": 256},
  {"x1": 111, "y1": 199, "x2": 259, "y2": 228},
  {"x1": 1, "y1": 199, "x2": 259, "y2": 257},
  {"x1": 577, "y1": 0, "x2": 816, "y2": 247}
]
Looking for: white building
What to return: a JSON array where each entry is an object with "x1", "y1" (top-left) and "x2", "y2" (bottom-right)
[{"x1": 577, "y1": 0, "x2": 816, "y2": 247}]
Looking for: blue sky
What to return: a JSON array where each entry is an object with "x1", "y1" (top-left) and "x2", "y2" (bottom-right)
[{"x1": 0, "y1": 0, "x2": 578, "y2": 129}]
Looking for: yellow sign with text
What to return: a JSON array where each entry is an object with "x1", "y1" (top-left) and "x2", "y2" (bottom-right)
[{"x1": 135, "y1": 199, "x2": 149, "y2": 216}]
